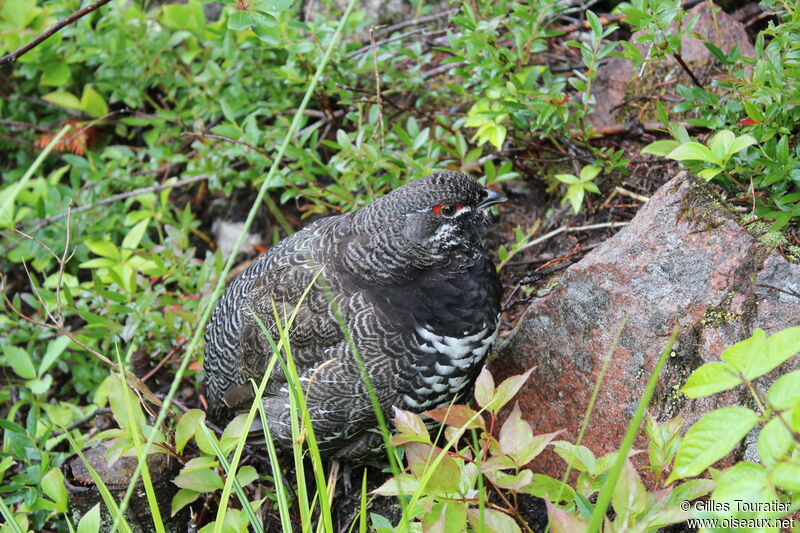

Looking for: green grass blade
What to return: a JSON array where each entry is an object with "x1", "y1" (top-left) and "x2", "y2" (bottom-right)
[
  {"x1": 256, "y1": 398, "x2": 293, "y2": 533},
  {"x1": 587, "y1": 325, "x2": 680, "y2": 532},
  {"x1": 0, "y1": 496, "x2": 25, "y2": 533},
  {"x1": 115, "y1": 345, "x2": 165, "y2": 533},
  {"x1": 63, "y1": 431, "x2": 135, "y2": 533},
  {"x1": 108, "y1": 1, "x2": 359, "y2": 530}
]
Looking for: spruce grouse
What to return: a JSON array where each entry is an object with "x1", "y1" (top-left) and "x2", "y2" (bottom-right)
[{"x1": 203, "y1": 171, "x2": 506, "y2": 460}]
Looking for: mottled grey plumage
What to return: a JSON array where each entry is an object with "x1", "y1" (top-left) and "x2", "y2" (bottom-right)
[{"x1": 203, "y1": 171, "x2": 505, "y2": 459}]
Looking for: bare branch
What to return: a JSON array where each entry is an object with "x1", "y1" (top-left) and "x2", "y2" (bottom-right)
[{"x1": 0, "y1": 0, "x2": 113, "y2": 65}]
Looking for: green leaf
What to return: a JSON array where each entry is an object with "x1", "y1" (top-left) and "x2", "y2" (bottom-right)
[
  {"x1": 108, "y1": 375, "x2": 145, "y2": 430},
  {"x1": 77, "y1": 503, "x2": 101, "y2": 533},
  {"x1": 86, "y1": 240, "x2": 120, "y2": 260},
  {"x1": 499, "y1": 402, "x2": 535, "y2": 465},
  {"x1": 253, "y1": 0, "x2": 293, "y2": 12},
  {"x1": 723, "y1": 328, "x2": 800, "y2": 380},
  {"x1": 122, "y1": 218, "x2": 150, "y2": 250},
  {"x1": 171, "y1": 489, "x2": 200, "y2": 517},
  {"x1": 42, "y1": 91, "x2": 82, "y2": 111},
  {"x1": 520, "y1": 474, "x2": 576, "y2": 503},
  {"x1": 3, "y1": 345, "x2": 36, "y2": 379},
  {"x1": 173, "y1": 467, "x2": 224, "y2": 492},
  {"x1": 235, "y1": 465, "x2": 258, "y2": 487},
  {"x1": 423, "y1": 501, "x2": 467, "y2": 533},
  {"x1": 566, "y1": 184, "x2": 585, "y2": 214},
  {"x1": 27, "y1": 374, "x2": 53, "y2": 394},
  {"x1": 40, "y1": 335, "x2": 70, "y2": 376},
  {"x1": 228, "y1": 10, "x2": 256, "y2": 31},
  {"x1": 579, "y1": 165, "x2": 601, "y2": 182},
  {"x1": 708, "y1": 130, "x2": 734, "y2": 160},
  {"x1": 767, "y1": 369, "x2": 800, "y2": 409},
  {"x1": 41, "y1": 468, "x2": 68, "y2": 513},
  {"x1": 680, "y1": 361, "x2": 741, "y2": 398},
  {"x1": 554, "y1": 173, "x2": 579, "y2": 185},
  {"x1": 728, "y1": 134, "x2": 757, "y2": 154},
  {"x1": 370, "y1": 474, "x2": 421, "y2": 496},
  {"x1": 770, "y1": 461, "x2": 800, "y2": 490},
  {"x1": 252, "y1": 12, "x2": 282, "y2": 46},
  {"x1": 664, "y1": 479, "x2": 716, "y2": 507},
  {"x1": 697, "y1": 168, "x2": 722, "y2": 181},
  {"x1": 80, "y1": 85, "x2": 109, "y2": 118},
  {"x1": 41, "y1": 63, "x2": 71, "y2": 87},
  {"x1": 667, "y1": 142, "x2": 714, "y2": 162},
  {"x1": 553, "y1": 441, "x2": 596, "y2": 475},
  {"x1": 757, "y1": 416, "x2": 794, "y2": 467},
  {"x1": 176, "y1": 409, "x2": 205, "y2": 454},
  {"x1": 667, "y1": 406, "x2": 759, "y2": 483}
]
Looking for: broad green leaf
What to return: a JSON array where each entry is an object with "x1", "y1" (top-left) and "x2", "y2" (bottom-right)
[
  {"x1": 77, "y1": 503, "x2": 101, "y2": 533},
  {"x1": 39, "y1": 335, "x2": 71, "y2": 376},
  {"x1": 235, "y1": 465, "x2": 258, "y2": 486},
  {"x1": 521, "y1": 474, "x2": 576, "y2": 502},
  {"x1": 2, "y1": 0, "x2": 40, "y2": 28},
  {"x1": 122, "y1": 218, "x2": 150, "y2": 250},
  {"x1": 3, "y1": 345, "x2": 36, "y2": 379},
  {"x1": 41, "y1": 468, "x2": 68, "y2": 513},
  {"x1": 176, "y1": 409, "x2": 205, "y2": 454},
  {"x1": 579, "y1": 165, "x2": 601, "y2": 182},
  {"x1": 724, "y1": 328, "x2": 800, "y2": 380},
  {"x1": 697, "y1": 167, "x2": 722, "y2": 181},
  {"x1": 182, "y1": 456, "x2": 219, "y2": 472},
  {"x1": 173, "y1": 467, "x2": 224, "y2": 492},
  {"x1": 708, "y1": 130, "x2": 734, "y2": 160},
  {"x1": 43, "y1": 91, "x2": 82, "y2": 111},
  {"x1": 41, "y1": 63, "x2": 71, "y2": 87},
  {"x1": 393, "y1": 407, "x2": 429, "y2": 437},
  {"x1": 81, "y1": 85, "x2": 108, "y2": 118},
  {"x1": 667, "y1": 142, "x2": 714, "y2": 162},
  {"x1": 728, "y1": 134, "x2": 757, "y2": 154},
  {"x1": 710, "y1": 462, "x2": 776, "y2": 508},
  {"x1": 467, "y1": 508, "x2": 522, "y2": 533},
  {"x1": 641, "y1": 140, "x2": 680, "y2": 157},
  {"x1": 499, "y1": 402, "x2": 534, "y2": 465},
  {"x1": 667, "y1": 406, "x2": 759, "y2": 483},
  {"x1": 85, "y1": 240, "x2": 120, "y2": 260},
  {"x1": 253, "y1": 0, "x2": 293, "y2": 11},
  {"x1": 770, "y1": 461, "x2": 800, "y2": 490},
  {"x1": 664, "y1": 479, "x2": 716, "y2": 506},
  {"x1": 487, "y1": 469, "x2": 533, "y2": 491},
  {"x1": 228, "y1": 10, "x2": 255, "y2": 31},
  {"x1": 553, "y1": 441, "x2": 596, "y2": 475},
  {"x1": 108, "y1": 375, "x2": 145, "y2": 431},
  {"x1": 171, "y1": 489, "x2": 200, "y2": 517},
  {"x1": 554, "y1": 173, "x2": 579, "y2": 185},
  {"x1": 423, "y1": 501, "x2": 467, "y2": 533},
  {"x1": 27, "y1": 374, "x2": 53, "y2": 394},
  {"x1": 757, "y1": 416, "x2": 794, "y2": 467},
  {"x1": 252, "y1": 12, "x2": 281, "y2": 45},
  {"x1": 680, "y1": 361, "x2": 741, "y2": 398},
  {"x1": 566, "y1": 184, "x2": 585, "y2": 214},
  {"x1": 767, "y1": 369, "x2": 800, "y2": 409}
]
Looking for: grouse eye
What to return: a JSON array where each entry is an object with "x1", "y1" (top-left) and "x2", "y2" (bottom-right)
[{"x1": 432, "y1": 203, "x2": 462, "y2": 217}]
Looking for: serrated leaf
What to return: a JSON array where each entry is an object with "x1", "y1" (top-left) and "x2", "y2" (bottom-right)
[
  {"x1": 487, "y1": 469, "x2": 533, "y2": 491},
  {"x1": 424, "y1": 405, "x2": 484, "y2": 430},
  {"x1": 667, "y1": 406, "x2": 759, "y2": 483},
  {"x1": 474, "y1": 367, "x2": 495, "y2": 409},
  {"x1": 393, "y1": 406, "x2": 429, "y2": 438},
  {"x1": 553, "y1": 441, "x2": 596, "y2": 475},
  {"x1": 3, "y1": 345, "x2": 36, "y2": 379},
  {"x1": 544, "y1": 500, "x2": 587, "y2": 533},
  {"x1": 724, "y1": 327, "x2": 800, "y2": 380},
  {"x1": 681, "y1": 361, "x2": 741, "y2": 398},
  {"x1": 767, "y1": 370, "x2": 800, "y2": 409},
  {"x1": 490, "y1": 367, "x2": 535, "y2": 413},
  {"x1": 757, "y1": 416, "x2": 794, "y2": 467},
  {"x1": 467, "y1": 508, "x2": 522, "y2": 533}
]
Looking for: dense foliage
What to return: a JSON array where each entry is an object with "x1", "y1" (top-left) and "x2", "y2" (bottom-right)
[{"x1": 1, "y1": 0, "x2": 799, "y2": 531}]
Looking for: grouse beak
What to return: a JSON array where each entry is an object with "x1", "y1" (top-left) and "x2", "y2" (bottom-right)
[{"x1": 477, "y1": 188, "x2": 507, "y2": 209}]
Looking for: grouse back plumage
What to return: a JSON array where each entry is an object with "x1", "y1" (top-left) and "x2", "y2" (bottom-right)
[{"x1": 204, "y1": 171, "x2": 505, "y2": 459}]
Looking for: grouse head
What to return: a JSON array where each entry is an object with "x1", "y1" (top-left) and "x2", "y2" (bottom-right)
[{"x1": 352, "y1": 171, "x2": 506, "y2": 257}]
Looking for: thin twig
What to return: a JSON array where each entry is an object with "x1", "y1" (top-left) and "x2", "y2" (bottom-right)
[
  {"x1": 142, "y1": 339, "x2": 187, "y2": 383},
  {"x1": 518, "y1": 222, "x2": 629, "y2": 252},
  {"x1": 347, "y1": 28, "x2": 448, "y2": 59},
  {"x1": 374, "y1": 8, "x2": 457, "y2": 38},
  {"x1": 369, "y1": 26, "x2": 385, "y2": 148},
  {"x1": 0, "y1": 0, "x2": 112, "y2": 64}
]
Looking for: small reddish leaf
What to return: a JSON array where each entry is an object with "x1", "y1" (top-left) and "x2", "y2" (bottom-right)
[
  {"x1": 481, "y1": 454, "x2": 516, "y2": 473},
  {"x1": 474, "y1": 366, "x2": 495, "y2": 409},
  {"x1": 467, "y1": 508, "x2": 522, "y2": 533},
  {"x1": 424, "y1": 405, "x2": 485, "y2": 430},
  {"x1": 486, "y1": 469, "x2": 534, "y2": 491},
  {"x1": 491, "y1": 367, "x2": 536, "y2": 413},
  {"x1": 393, "y1": 406, "x2": 429, "y2": 438},
  {"x1": 545, "y1": 499, "x2": 588, "y2": 533},
  {"x1": 737, "y1": 118, "x2": 760, "y2": 125}
]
